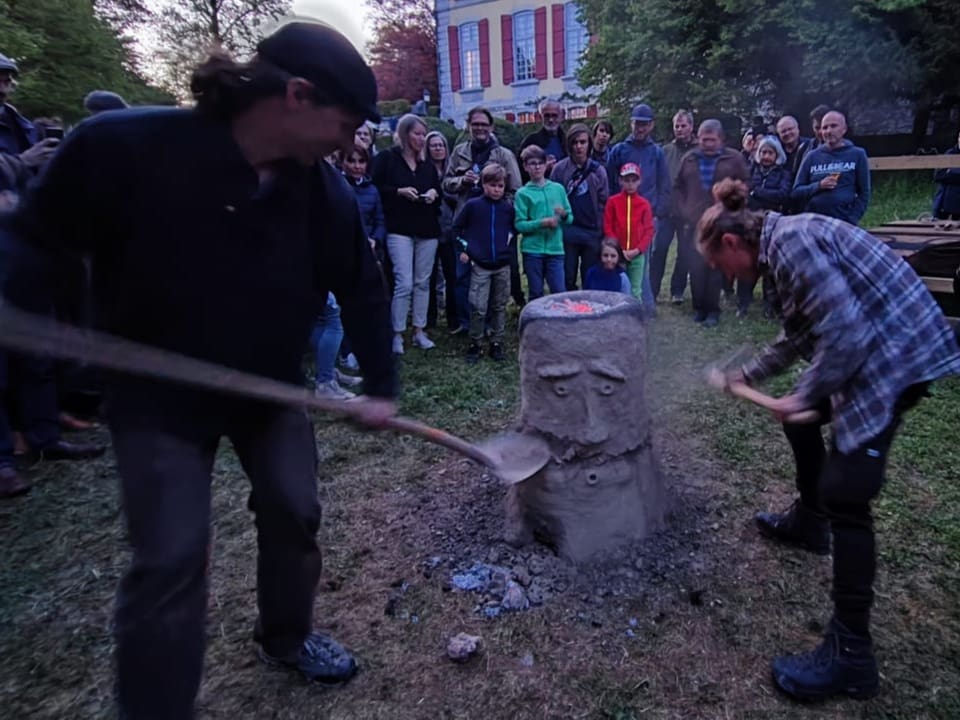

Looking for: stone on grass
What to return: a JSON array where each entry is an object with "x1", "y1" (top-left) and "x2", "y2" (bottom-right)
[{"x1": 447, "y1": 632, "x2": 482, "y2": 663}]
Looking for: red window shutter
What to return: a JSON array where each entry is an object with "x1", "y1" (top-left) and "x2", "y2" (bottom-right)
[
  {"x1": 479, "y1": 19, "x2": 491, "y2": 88},
  {"x1": 501, "y1": 15, "x2": 514, "y2": 85},
  {"x1": 534, "y1": 7, "x2": 548, "y2": 80},
  {"x1": 552, "y1": 4, "x2": 565, "y2": 78},
  {"x1": 448, "y1": 25, "x2": 461, "y2": 92}
]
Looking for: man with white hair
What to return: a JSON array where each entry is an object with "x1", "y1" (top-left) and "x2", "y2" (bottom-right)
[{"x1": 519, "y1": 98, "x2": 566, "y2": 177}]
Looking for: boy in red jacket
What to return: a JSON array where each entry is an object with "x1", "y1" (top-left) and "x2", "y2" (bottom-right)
[{"x1": 603, "y1": 163, "x2": 654, "y2": 302}]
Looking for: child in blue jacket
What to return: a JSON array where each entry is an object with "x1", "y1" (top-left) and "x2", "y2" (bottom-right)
[
  {"x1": 453, "y1": 163, "x2": 516, "y2": 363},
  {"x1": 343, "y1": 143, "x2": 386, "y2": 260}
]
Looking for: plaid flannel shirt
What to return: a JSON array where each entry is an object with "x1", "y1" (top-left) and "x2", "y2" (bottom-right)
[{"x1": 742, "y1": 212, "x2": 960, "y2": 453}]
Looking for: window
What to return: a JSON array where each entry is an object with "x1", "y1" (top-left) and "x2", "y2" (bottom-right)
[
  {"x1": 564, "y1": 2, "x2": 588, "y2": 76},
  {"x1": 513, "y1": 11, "x2": 536, "y2": 82},
  {"x1": 460, "y1": 23, "x2": 481, "y2": 90}
]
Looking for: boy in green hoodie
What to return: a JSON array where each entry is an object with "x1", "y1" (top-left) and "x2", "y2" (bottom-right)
[{"x1": 515, "y1": 144, "x2": 573, "y2": 300}]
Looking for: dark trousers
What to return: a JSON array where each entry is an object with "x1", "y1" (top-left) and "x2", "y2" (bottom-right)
[
  {"x1": 509, "y1": 243, "x2": 525, "y2": 307},
  {"x1": 454, "y1": 256, "x2": 471, "y2": 331},
  {"x1": 562, "y1": 225, "x2": 601, "y2": 291},
  {"x1": 783, "y1": 384, "x2": 928, "y2": 637},
  {"x1": 428, "y1": 241, "x2": 459, "y2": 330},
  {"x1": 650, "y1": 217, "x2": 694, "y2": 299},
  {"x1": 111, "y1": 405, "x2": 321, "y2": 720},
  {"x1": 688, "y1": 240, "x2": 723, "y2": 318},
  {"x1": 0, "y1": 349, "x2": 60, "y2": 466}
]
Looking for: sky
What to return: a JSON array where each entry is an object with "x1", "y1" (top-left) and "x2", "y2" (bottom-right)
[{"x1": 292, "y1": 0, "x2": 371, "y2": 56}]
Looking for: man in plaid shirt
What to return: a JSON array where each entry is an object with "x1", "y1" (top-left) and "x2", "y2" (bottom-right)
[{"x1": 698, "y1": 181, "x2": 960, "y2": 702}]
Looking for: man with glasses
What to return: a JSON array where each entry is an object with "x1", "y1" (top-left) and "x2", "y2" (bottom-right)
[
  {"x1": 444, "y1": 106, "x2": 524, "y2": 323},
  {"x1": 519, "y1": 99, "x2": 567, "y2": 179}
]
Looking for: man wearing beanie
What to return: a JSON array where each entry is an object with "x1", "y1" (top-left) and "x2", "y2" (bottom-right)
[{"x1": 9, "y1": 22, "x2": 395, "y2": 719}]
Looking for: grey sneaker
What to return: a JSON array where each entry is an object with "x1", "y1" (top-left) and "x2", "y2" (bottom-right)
[
  {"x1": 314, "y1": 380, "x2": 355, "y2": 401},
  {"x1": 412, "y1": 331, "x2": 435, "y2": 350},
  {"x1": 259, "y1": 632, "x2": 357, "y2": 683},
  {"x1": 335, "y1": 368, "x2": 363, "y2": 387}
]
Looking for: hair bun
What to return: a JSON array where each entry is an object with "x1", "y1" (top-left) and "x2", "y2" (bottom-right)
[{"x1": 712, "y1": 178, "x2": 749, "y2": 211}]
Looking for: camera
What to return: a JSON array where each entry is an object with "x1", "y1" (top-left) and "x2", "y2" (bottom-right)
[{"x1": 41, "y1": 126, "x2": 64, "y2": 141}]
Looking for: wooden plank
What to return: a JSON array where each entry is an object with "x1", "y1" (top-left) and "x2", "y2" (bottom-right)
[{"x1": 869, "y1": 155, "x2": 960, "y2": 171}]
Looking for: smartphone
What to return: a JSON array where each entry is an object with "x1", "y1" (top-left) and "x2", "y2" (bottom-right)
[{"x1": 42, "y1": 126, "x2": 64, "y2": 141}]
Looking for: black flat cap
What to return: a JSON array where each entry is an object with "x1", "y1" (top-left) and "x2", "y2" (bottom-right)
[{"x1": 257, "y1": 21, "x2": 380, "y2": 123}]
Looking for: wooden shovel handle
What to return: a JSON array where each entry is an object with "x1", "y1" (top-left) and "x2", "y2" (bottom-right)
[{"x1": 726, "y1": 381, "x2": 821, "y2": 424}]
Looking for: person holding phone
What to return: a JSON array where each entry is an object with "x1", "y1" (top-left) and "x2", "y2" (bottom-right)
[{"x1": 0, "y1": 54, "x2": 59, "y2": 167}]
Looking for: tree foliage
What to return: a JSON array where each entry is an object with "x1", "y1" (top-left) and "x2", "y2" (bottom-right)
[
  {"x1": 366, "y1": 0, "x2": 437, "y2": 104},
  {"x1": 0, "y1": 0, "x2": 173, "y2": 123},
  {"x1": 577, "y1": 0, "x2": 960, "y2": 136},
  {"x1": 154, "y1": 0, "x2": 292, "y2": 96}
]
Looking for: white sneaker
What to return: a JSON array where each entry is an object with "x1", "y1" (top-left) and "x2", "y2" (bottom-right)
[
  {"x1": 335, "y1": 368, "x2": 363, "y2": 387},
  {"x1": 314, "y1": 380, "x2": 355, "y2": 401},
  {"x1": 340, "y1": 352, "x2": 359, "y2": 371},
  {"x1": 392, "y1": 335, "x2": 404, "y2": 355},
  {"x1": 412, "y1": 332, "x2": 435, "y2": 350}
]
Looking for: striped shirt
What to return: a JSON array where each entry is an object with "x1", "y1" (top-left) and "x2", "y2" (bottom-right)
[{"x1": 742, "y1": 212, "x2": 960, "y2": 453}]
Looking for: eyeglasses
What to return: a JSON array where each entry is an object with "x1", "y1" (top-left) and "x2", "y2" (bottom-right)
[
  {"x1": 470, "y1": 122, "x2": 491, "y2": 128},
  {"x1": 542, "y1": 113, "x2": 560, "y2": 119}
]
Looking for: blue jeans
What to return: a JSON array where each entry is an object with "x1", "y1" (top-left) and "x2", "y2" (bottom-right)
[
  {"x1": 310, "y1": 294, "x2": 343, "y2": 384},
  {"x1": 522, "y1": 253, "x2": 565, "y2": 301}
]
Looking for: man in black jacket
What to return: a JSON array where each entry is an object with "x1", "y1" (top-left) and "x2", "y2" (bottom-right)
[
  {"x1": 519, "y1": 98, "x2": 566, "y2": 178},
  {"x1": 10, "y1": 21, "x2": 396, "y2": 720}
]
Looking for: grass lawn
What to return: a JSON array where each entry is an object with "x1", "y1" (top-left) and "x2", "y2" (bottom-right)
[{"x1": 1, "y1": 173, "x2": 958, "y2": 719}]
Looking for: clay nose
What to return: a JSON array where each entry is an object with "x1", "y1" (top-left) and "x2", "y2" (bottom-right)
[{"x1": 580, "y1": 397, "x2": 610, "y2": 444}]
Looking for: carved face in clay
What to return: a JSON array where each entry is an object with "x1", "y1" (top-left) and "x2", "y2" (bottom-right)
[{"x1": 518, "y1": 293, "x2": 649, "y2": 457}]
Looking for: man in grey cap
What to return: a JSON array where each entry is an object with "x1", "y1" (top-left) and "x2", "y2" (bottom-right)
[
  {"x1": 606, "y1": 102, "x2": 671, "y2": 309},
  {"x1": 10, "y1": 21, "x2": 395, "y2": 719}
]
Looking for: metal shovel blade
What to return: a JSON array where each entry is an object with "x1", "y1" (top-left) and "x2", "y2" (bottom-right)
[{"x1": 476, "y1": 432, "x2": 552, "y2": 485}]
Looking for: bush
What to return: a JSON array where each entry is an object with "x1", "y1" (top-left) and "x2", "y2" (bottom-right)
[{"x1": 377, "y1": 99, "x2": 412, "y2": 118}]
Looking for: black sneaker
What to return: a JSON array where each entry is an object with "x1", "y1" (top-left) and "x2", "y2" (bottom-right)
[
  {"x1": 259, "y1": 632, "x2": 357, "y2": 683},
  {"x1": 756, "y1": 500, "x2": 830, "y2": 555},
  {"x1": 489, "y1": 342, "x2": 505, "y2": 361},
  {"x1": 466, "y1": 342, "x2": 482, "y2": 364},
  {"x1": 772, "y1": 619, "x2": 879, "y2": 701}
]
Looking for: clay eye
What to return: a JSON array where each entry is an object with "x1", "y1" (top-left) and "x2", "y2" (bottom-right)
[
  {"x1": 554, "y1": 384, "x2": 569, "y2": 397},
  {"x1": 598, "y1": 383, "x2": 616, "y2": 396}
]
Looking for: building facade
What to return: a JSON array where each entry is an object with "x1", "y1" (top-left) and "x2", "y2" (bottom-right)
[{"x1": 436, "y1": 0, "x2": 599, "y2": 127}]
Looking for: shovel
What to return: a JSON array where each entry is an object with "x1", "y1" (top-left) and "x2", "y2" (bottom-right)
[
  {"x1": 704, "y1": 343, "x2": 821, "y2": 424},
  {"x1": 0, "y1": 304, "x2": 551, "y2": 484}
]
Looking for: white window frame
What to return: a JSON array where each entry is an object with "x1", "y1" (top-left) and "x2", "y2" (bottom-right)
[
  {"x1": 460, "y1": 22, "x2": 481, "y2": 90},
  {"x1": 513, "y1": 11, "x2": 536, "y2": 82},
  {"x1": 564, "y1": 2, "x2": 588, "y2": 77}
]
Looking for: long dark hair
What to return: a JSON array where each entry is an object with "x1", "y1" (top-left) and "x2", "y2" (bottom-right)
[{"x1": 190, "y1": 49, "x2": 332, "y2": 121}]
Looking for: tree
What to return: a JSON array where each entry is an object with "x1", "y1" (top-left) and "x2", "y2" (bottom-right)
[
  {"x1": 366, "y1": 0, "x2": 437, "y2": 105},
  {"x1": 0, "y1": 0, "x2": 173, "y2": 123},
  {"x1": 576, "y1": 0, "x2": 953, "y2": 139},
  {"x1": 153, "y1": 0, "x2": 291, "y2": 96}
]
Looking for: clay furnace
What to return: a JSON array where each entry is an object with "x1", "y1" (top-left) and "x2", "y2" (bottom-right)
[{"x1": 505, "y1": 291, "x2": 665, "y2": 562}]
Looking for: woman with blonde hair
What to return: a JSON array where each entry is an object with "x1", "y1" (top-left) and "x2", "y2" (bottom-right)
[
  {"x1": 699, "y1": 177, "x2": 960, "y2": 702},
  {"x1": 372, "y1": 114, "x2": 442, "y2": 353}
]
